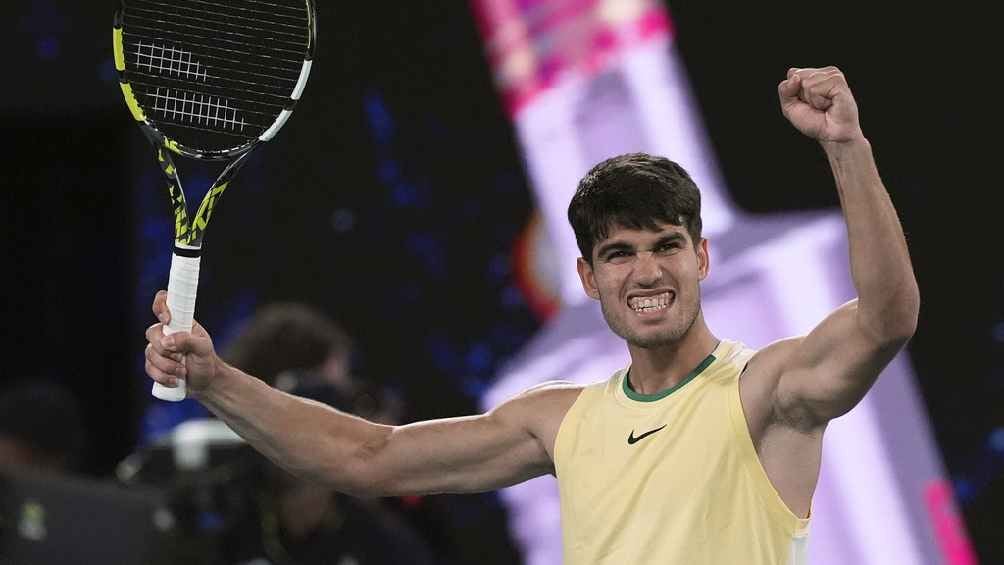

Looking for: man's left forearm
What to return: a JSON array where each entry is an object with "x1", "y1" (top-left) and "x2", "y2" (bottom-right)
[{"x1": 825, "y1": 137, "x2": 920, "y2": 341}]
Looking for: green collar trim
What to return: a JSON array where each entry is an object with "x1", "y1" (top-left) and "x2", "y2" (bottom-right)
[{"x1": 623, "y1": 354, "x2": 717, "y2": 402}]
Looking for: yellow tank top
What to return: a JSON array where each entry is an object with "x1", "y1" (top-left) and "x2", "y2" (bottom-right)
[{"x1": 553, "y1": 339, "x2": 810, "y2": 564}]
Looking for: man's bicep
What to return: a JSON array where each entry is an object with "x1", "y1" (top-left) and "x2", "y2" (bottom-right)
[
  {"x1": 774, "y1": 299, "x2": 907, "y2": 426},
  {"x1": 360, "y1": 395, "x2": 554, "y2": 497}
]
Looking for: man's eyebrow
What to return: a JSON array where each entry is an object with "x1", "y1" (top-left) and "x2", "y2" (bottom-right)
[
  {"x1": 656, "y1": 233, "x2": 687, "y2": 245},
  {"x1": 595, "y1": 232, "x2": 688, "y2": 258},
  {"x1": 595, "y1": 240, "x2": 634, "y2": 257}
]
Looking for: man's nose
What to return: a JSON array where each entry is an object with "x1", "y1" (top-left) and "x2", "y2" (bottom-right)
[{"x1": 633, "y1": 252, "x2": 663, "y2": 285}]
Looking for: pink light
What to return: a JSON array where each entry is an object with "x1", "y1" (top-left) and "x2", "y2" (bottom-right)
[
  {"x1": 925, "y1": 480, "x2": 979, "y2": 565},
  {"x1": 471, "y1": 0, "x2": 674, "y2": 116},
  {"x1": 636, "y1": 7, "x2": 671, "y2": 39}
]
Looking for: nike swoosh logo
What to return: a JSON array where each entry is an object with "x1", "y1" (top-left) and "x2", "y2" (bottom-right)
[{"x1": 627, "y1": 425, "x2": 667, "y2": 445}]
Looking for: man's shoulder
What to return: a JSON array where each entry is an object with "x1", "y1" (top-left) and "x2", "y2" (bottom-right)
[
  {"x1": 505, "y1": 381, "x2": 589, "y2": 465},
  {"x1": 520, "y1": 379, "x2": 587, "y2": 395},
  {"x1": 742, "y1": 336, "x2": 803, "y2": 384},
  {"x1": 515, "y1": 380, "x2": 587, "y2": 410},
  {"x1": 500, "y1": 380, "x2": 587, "y2": 437}
]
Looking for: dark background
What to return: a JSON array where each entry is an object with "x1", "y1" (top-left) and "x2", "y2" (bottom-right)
[{"x1": 4, "y1": 1, "x2": 999, "y2": 561}]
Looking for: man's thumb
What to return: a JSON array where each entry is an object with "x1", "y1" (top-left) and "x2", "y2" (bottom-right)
[{"x1": 163, "y1": 332, "x2": 212, "y2": 356}]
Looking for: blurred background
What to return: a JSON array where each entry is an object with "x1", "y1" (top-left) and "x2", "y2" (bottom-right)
[{"x1": 2, "y1": 1, "x2": 998, "y2": 564}]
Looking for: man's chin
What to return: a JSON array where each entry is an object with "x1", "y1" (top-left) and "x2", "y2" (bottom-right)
[
  {"x1": 626, "y1": 333, "x2": 678, "y2": 349},
  {"x1": 603, "y1": 308, "x2": 689, "y2": 348},
  {"x1": 622, "y1": 318, "x2": 695, "y2": 349},
  {"x1": 614, "y1": 322, "x2": 681, "y2": 348}
]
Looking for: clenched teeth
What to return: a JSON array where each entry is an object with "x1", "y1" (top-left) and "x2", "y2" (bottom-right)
[{"x1": 629, "y1": 292, "x2": 672, "y2": 312}]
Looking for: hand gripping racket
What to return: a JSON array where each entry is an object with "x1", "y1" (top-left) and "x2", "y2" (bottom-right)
[{"x1": 113, "y1": 0, "x2": 316, "y2": 400}]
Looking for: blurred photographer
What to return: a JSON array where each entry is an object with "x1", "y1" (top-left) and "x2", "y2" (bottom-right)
[{"x1": 219, "y1": 303, "x2": 432, "y2": 565}]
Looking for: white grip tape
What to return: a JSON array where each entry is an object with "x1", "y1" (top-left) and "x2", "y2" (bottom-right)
[{"x1": 152, "y1": 252, "x2": 202, "y2": 401}]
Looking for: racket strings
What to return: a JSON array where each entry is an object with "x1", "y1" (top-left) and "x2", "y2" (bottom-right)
[
  {"x1": 129, "y1": 0, "x2": 307, "y2": 34},
  {"x1": 149, "y1": 87, "x2": 262, "y2": 133},
  {"x1": 123, "y1": 35, "x2": 301, "y2": 79},
  {"x1": 122, "y1": 0, "x2": 309, "y2": 149},
  {"x1": 161, "y1": 0, "x2": 306, "y2": 20},
  {"x1": 130, "y1": 41, "x2": 209, "y2": 82},
  {"x1": 125, "y1": 43, "x2": 299, "y2": 97},
  {"x1": 127, "y1": 8, "x2": 308, "y2": 54}
]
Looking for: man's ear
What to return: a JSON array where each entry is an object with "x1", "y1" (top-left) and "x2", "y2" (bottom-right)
[
  {"x1": 697, "y1": 238, "x2": 710, "y2": 281},
  {"x1": 577, "y1": 257, "x2": 600, "y2": 300}
]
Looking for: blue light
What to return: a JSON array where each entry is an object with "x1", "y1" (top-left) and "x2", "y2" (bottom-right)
[
  {"x1": 467, "y1": 343, "x2": 493, "y2": 374},
  {"x1": 990, "y1": 427, "x2": 1004, "y2": 453},
  {"x1": 488, "y1": 254, "x2": 510, "y2": 280},
  {"x1": 363, "y1": 91, "x2": 394, "y2": 145},
  {"x1": 501, "y1": 285, "x2": 524, "y2": 308},
  {"x1": 952, "y1": 478, "x2": 974, "y2": 503},
  {"x1": 379, "y1": 160, "x2": 400, "y2": 184},
  {"x1": 992, "y1": 322, "x2": 1004, "y2": 343},
  {"x1": 406, "y1": 233, "x2": 445, "y2": 275},
  {"x1": 463, "y1": 376, "x2": 488, "y2": 398},
  {"x1": 197, "y1": 511, "x2": 225, "y2": 532},
  {"x1": 214, "y1": 290, "x2": 259, "y2": 348},
  {"x1": 330, "y1": 208, "x2": 355, "y2": 233},
  {"x1": 426, "y1": 335, "x2": 460, "y2": 374},
  {"x1": 392, "y1": 183, "x2": 418, "y2": 207},
  {"x1": 36, "y1": 37, "x2": 59, "y2": 60},
  {"x1": 98, "y1": 59, "x2": 117, "y2": 84}
]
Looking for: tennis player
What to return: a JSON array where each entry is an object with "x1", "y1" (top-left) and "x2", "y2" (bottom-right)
[{"x1": 144, "y1": 67, "x2": 919, "y2": 564}]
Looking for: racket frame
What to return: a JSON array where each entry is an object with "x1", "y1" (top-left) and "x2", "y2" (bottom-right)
[{"x1": 113, "y1": 0, "x2": 316, "y2": 400}]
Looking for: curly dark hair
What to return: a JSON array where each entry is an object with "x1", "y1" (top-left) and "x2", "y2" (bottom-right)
[
  {"x1": 223, "y1": 303, "x2": 353, "y2": 387},
  {"x1": 568, "y1": 153, "x2": 703, "y2": 263}
]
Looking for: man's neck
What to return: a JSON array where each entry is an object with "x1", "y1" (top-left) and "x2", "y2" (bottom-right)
[{"x1": 626, "y1": 324, "x2": 719, "y2": 395}]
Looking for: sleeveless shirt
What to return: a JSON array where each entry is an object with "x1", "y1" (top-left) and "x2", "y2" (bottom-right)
[{"x1": 553, "y1": 340, "x2": 810, "y2": 564}]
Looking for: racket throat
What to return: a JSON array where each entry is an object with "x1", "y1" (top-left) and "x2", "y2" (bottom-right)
[{"x1": 173, "y1": 243, "x2": 202, "y2": 258}]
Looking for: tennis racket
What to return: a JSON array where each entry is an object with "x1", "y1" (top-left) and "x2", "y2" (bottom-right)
[{"x1": 113, "y1": 0, "x2": 316, "y2": 400}]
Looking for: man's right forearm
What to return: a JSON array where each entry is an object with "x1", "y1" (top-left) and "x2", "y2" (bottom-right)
[{"x1": 193, "y1": 361, "x2": 391, "y2": 494}]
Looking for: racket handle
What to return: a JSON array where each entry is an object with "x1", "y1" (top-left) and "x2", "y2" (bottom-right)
[{"x1": 153, "y1": 250, "x2": 202, "y2": 401}]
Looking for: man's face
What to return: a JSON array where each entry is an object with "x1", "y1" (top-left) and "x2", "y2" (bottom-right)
[{"x1": 577, "y1": 222, "x2": 709, "y2": 349}]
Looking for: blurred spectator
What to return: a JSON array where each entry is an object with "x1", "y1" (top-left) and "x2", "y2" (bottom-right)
[
  {"x1": 0, "y1": 381, "x2": 86, "y2": 472},
  {"x1": 224, "y1": 302, "x2": 353, "y2": 389},
  {"x1": 217, "y1": 380, "x2": 436, "y2": 565},
  {"x1": 224, "y1": 302, "x2": 401, "y2": 425},
  {"x1": 223, "y1": 304, "x2": 525, "y2": 564},
  {"x1": 219, "y1": 303, "x2": 433, "y2": 565}
]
